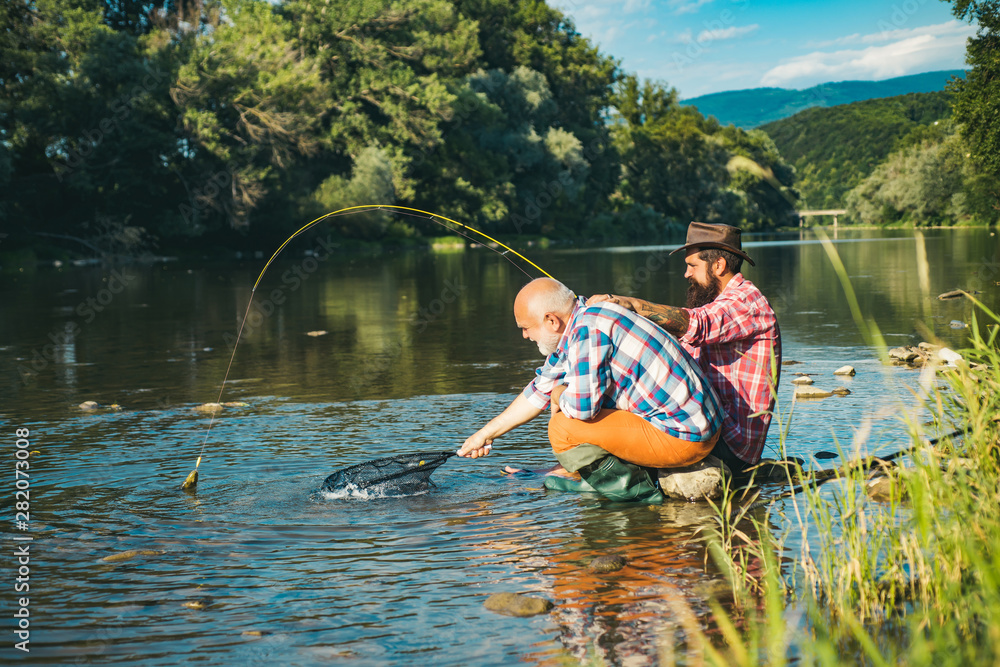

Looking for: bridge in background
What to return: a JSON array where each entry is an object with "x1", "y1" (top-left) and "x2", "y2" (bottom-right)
[{"x1": 797, "y1": 209, "x2": 847, "y2": 228}]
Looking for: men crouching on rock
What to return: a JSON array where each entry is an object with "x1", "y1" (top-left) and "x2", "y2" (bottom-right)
[
  {"x1": 589, "y1": 222, "x2": 781, "y2": 474},
  {"x1": 457, "y1": 277, "x2": 724, "y2": 503}
]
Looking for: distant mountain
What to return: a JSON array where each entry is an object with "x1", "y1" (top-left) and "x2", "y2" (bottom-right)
[
  {"x1": 759, "y1": 91, "x2": 954, "y2": 209},
  {"x1": 681, "y1": 70, "x2": 965, "y2": 129}
]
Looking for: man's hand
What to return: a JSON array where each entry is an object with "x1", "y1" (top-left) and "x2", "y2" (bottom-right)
[
  {"x1": 459, "y1": 430, "x2": 493, "y2": 458},
  {"x1": 550, "y1": 384, "x2": 567, "y2": 416},
  {"x1": 587, "y1": 293, "x2": 640, "y2": 313}
]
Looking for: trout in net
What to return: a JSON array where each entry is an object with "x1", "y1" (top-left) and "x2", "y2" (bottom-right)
[{"x1": 322, "y1": 451, "x2": 457, "y2": 497}]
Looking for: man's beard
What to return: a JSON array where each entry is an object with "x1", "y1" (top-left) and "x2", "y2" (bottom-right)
[
  {"x1": 537, "y1": 330, "x2": 563, "y2": 357},
  {"x1": 686, "y1": 273, "x2": 722, "y2": 308}
]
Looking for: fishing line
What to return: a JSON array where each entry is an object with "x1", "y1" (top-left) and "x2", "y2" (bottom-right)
[{"x1": 184, "y1": 205, "x2": 556, "y2": 489}]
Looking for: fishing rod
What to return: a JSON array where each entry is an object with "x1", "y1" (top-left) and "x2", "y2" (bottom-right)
[{"x1": 182, "y1": 205, "x2": 557, "y2": 490}]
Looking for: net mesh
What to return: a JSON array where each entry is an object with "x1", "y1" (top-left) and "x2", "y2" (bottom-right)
[{"x1": 322, "y1": 451, "x2": 456, "y2": 495}]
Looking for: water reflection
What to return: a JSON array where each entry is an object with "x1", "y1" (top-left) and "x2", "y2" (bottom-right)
[{"x1": 0, "y1": 229, "x2": 997, "y2": 665}]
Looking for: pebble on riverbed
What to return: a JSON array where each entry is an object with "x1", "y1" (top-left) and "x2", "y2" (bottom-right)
[
  {"x1": 866, "y1": 475, "x2": 907, "y2": 503},
  {"x1": 484, "y1": 593, "x2": 553, "y2": 617},
  {"x1": 101, "y1": 549, "x2": 164, "y2": 563},
  {"x1": 588, "y1": 555, "x2": 628, "y2": 573},
  {"x1": 182, "y1": 597, "x2": 214, "y2": 611}
]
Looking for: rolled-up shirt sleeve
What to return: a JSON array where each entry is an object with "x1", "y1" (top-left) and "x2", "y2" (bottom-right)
[
  {"x1": 521, "y1": 352, "x2": 568, "y2": 410},
  {"x1": 681, "y1": 297, "x2": 766, "y2": 347},
  {"x1": 558, "y1": 325, "x2": 613, "y2": 420}
]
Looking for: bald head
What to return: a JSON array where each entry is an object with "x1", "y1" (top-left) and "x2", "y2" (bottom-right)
[
  {"x1": 515, "y1": 278, "x2": 575, "y2": 322},
  {"x1": 513, "y1": 278, "x2": 575, "y2": 356}
]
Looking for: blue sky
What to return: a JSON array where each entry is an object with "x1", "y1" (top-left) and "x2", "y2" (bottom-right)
[{"x1": 551, "y1": 0, "x2": 976, "y2": 98}]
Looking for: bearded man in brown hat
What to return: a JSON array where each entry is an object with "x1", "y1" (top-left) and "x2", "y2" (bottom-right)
[{"x1": 589, "y1": 222, "x2": 781, "y2": 474}]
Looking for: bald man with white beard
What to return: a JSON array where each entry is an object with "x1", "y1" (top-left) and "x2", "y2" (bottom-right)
[{"x1": 458, "y1": 278, "x2": 723, "y2": 502}]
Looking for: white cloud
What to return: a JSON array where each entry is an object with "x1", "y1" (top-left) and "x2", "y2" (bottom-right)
[
  {"x1": 696, "y1": 24, "x2": 759, "y2": 42},
  {"x1": 808, "y1": 19, "x2": 974, "y2": 48},
  {"x1": 669, "y1": 0, "x2": 713, "y2": 15},
  {"x1": 624, "y1": 0, "x2": 651, "y2": 13},
  {"x1": 761, "y1": 24, "x2": 974, "y2": 89},
  {"x1": 676, "y1": 28, "x2": 693, "y2": 44}
]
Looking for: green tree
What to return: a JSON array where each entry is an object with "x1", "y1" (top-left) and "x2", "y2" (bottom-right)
[{"x1": 946, "y1": 0, "x2": 1000, "y2": 209}]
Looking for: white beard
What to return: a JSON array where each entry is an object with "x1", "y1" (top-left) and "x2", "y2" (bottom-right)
[{"x1": 537, "y1": 330, "x2": 562, "y2": 357}]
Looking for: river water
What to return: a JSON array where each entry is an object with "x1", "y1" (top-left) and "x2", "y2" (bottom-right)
[{"x1": 0, "y1": 228, "x2": 997, "y2": 665}]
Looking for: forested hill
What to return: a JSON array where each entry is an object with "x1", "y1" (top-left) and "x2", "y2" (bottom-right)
[
  {"x1": 682, "y1": 70, "x2": 964, "y2": 129},
  {"x1": 759, "y1": 91, "x2": 954, "y2": 210}
]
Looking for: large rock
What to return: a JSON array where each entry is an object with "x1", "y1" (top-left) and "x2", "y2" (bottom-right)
[
  {"x1": 794, "y1": 386, "x2": 834, "y2": 399},
  {"x1": 484, "y1": 593, "x2": 553, "y2": 617},
  {"x1": 657, "y1": 455, "x2": 729, "y2": 501},
  {"x1": 588, "y1": 555, "x2": 627, "y2": 573},
  {"x1": 888, "y1": 347, "x2": 920, "y2": 362},
  {"x1": 833, "y1": 365, "x2": 856, "y2": 376}
]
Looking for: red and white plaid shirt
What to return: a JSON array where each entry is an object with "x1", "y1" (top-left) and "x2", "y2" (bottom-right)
[{"x1": 680, "y1": 274, "x2": 781, "y2": 464}]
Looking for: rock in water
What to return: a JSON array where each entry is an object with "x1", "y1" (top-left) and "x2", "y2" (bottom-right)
[
  {"x1": 588, "y1": 555, "x2": 628, "y2": 573},
  {"x1": 182, "y1": 469, "x2": 198, "y2": 491},
  {"x1": 791, "y1": 376, "x2": 814, "y2": 385},
  {"x1": 936, "y1": 348, "x2": 963, "y2": 367},
  {"x1": 888, "y1": 347, "x2": 920, "y2": 362},
  {"x1": 867, "y1": 476, "x2": 906, "y2": 503},
  {"x1": 833, "y1": 365, "x2": 856, "y2": 376},
  {"x1": 79, "y1": 401, "x2": 100, "y2": 410},
  {"x1": 831, "y1": 387, "x2": 852, "y2": 396},
  {"x1": 484, "y1": 593, "x2": 553, "y2": 617},
  {"x1": 658, "y1": 455, "x2": 729, "y2": 501},
  {"x1": 194, "y1": 403, "x2": 224, "y2": 413},
  {"x1": 937, "y1": 290, "x2": 965, "y2": 300},
  {"x1": 101, "y1": 549, "x2": 164, "y2": 563},
  {"x1": 795, "y1": 386, "x2": 834, "y2": 399}
]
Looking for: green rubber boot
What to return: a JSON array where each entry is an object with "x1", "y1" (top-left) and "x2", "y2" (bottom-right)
[
  {"x1": 578, "y1": 455, "x2": 664, "y2": 504},
  {"x1": 543, "y1": 475, "x2": 598, "y2": 494}
]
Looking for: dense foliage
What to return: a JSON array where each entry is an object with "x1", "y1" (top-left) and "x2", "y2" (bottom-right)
[
  {"x1": 948, "y1": 0, "x2": 1000, "y2": 185},
  {"x1": 0, "y1": 0, "x2": 799, "y2": 258},
  {"x1": 845, "y1": 121, "x2": 999, "y2": 226},
  {"x1": 760, "y1": 92, "x2": 955, "y2": 211}
]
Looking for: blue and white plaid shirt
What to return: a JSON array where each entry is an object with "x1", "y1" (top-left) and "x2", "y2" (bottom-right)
[{"x1": 522, "y1": 298, "x2": 723, "y2": 442}]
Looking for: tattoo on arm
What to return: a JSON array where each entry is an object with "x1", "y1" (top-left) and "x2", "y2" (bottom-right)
[{"x1": 639, "y1": 303, "x2": 689, "y2": 335}]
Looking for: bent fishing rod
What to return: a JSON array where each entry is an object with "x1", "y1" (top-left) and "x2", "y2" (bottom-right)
[{"x1": 183, "y1": 205, "x2": 558, "y2": 489}]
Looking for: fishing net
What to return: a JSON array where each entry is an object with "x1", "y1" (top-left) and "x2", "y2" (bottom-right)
[{"x1": 322, "y1": 451, "x2": 456, "y2": 496}]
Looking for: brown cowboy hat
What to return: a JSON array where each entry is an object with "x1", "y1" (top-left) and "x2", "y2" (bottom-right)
[{"x1": 669, "y1": 221, "x2": 755, "y2": 267}]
